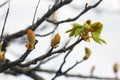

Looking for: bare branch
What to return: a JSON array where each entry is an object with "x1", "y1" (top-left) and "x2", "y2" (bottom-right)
[
  {"x1": 46, "y1": 0, "x2": 103, "y2": 25},
  {"x1": 35, "y1": 25, "x2": 58, "y2": 37},
  {"x1": 52, "y1": 49, "x2": 73, "y2": 80}
]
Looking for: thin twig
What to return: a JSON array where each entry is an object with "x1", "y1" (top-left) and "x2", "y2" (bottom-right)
[
  {"x1": 35, "y1": 25, "x2": 58, "y2": 37},
  {"x1": 32, "y1": 0, "x2": 40, "y2": 24},
  {"x1": 32, "y1": 54, "x2": 61, "y2": 71},
  {"x1": 63, "y1": 59, "x2": 84, "y2": 74},
  {"x1": 52, "y1": 49, "x2": 73, "y2": 80},
  {"x1": 0, "y1": 0, "x2": 10, "y2": 42}
]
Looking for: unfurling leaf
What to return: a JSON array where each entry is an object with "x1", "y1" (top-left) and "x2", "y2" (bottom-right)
[
  {"x1": 113, "y1": 63, "x2": 119, "y2": 73},
  {"x1": 83, "y1": 47, "x2": 91, "y2": 60},
  {"x1": 0, "y1": 51, "x2": 5, "y2": 61},
  {"x1": 51, "y1": 33, "x2": 61, "y2": 48},
  {"x1": 90, "y1": 22, "x2": 106, "y2": 44},
  {"x1": 26, "y1": 29, "x2": 36, "y2": 50}
]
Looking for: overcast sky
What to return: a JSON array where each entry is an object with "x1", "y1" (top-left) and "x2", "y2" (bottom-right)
[{"x1": 0, "y1": 0, "x2": 120, "y2": 80}]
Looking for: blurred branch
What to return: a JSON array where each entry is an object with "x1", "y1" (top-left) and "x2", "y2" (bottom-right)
[
  {"x1": 0, "y1": 0, "x2": 9, "y2": 8},
  {"x1": 0, "y1": 0, "x2": 10, "y2": 43},
  {"x1": 4, "y1": 66, "x2": 44, "y2": 80},
  {"x1": 36, "y1": 68, "x2": 118, "y2": 80},
  {"x1": 32, "y1": 0, "x2": 40, "y2": 24}
]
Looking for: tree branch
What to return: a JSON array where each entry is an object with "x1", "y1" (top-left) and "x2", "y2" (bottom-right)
[
  {"x1": 46, "y1": 0, "x2": 103, "y2": 25},
  {"x1": 36, "y1": 68, "x2": 118, "y2": 80},
  {"x1": 2, "y1": 0, "x2": 73, "y2": 51},
  {"x1": 17, "y1": 38, "x2": 83, "y2": 67}
]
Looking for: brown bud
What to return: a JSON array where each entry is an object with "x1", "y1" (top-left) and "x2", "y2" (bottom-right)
[
  {"x1": 113, "y1": 63, "x2": 119, "y2": 73},
  {"x1": 26, "y1": 29, "x2": 36, "y2": 50},
  {"x1": 86, "y1": 20, "x2": 91, "y2": 25},
  {"x1": 51, "y1": 33, "x2": 60, "y2": 48},
  {"x1": 0, "y1": 51, "x2": 5, "y2": 61}
]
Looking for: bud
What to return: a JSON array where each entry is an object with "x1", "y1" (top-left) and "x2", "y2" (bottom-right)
[
  {"x1": 0, "y1": 51, "x2": 5, "y2": 61},
  {"x1": 51, "y1": 33, "x2": 60, "y2": 48},
  {"x1": 83, "y1": 47, "x2": 91, "y2": 60},
  {"x1": 26, "y1": 29, "x2": 36, "y2": 50},
  {"x1": 86, "y1": 20, "x2": 91, "y2": 25},
  {"x1": 113, "y1": 63, "x2": 119, "y2": 73},
  {"x1": 84, "y1": 20, "x2": 91, "y2": 29}
]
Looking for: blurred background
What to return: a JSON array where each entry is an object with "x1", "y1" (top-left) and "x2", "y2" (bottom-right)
[{"x1": 0, "y1": 0, "x2": 120, "y2": 80}]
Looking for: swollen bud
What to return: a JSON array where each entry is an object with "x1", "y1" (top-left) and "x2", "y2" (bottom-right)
[
  {"x1": 113, "y1": 63, "x2": 119, "y2": 74},
  {"x1": 26, "y1": 29, "x2": 36, "y2": 50},
  {"x1": 0, "y1": 51, "x2": 5, "y2": 61},
  {"x1": 51, "y1": 33, "x2": 60, "y2": 48},
  {"x1": 83, "y1": 47, "x2": 91, "y2": 60}
]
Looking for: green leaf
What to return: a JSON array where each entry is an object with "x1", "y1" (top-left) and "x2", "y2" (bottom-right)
[
  {"x1": 91, "y1": 32, "x2": 101, "y2": 44},
  {"x1": 69, "y1": 30, "x2": 75, "y2": 37},
  {"x1": 72, "y1": 23, "x2": 83, "y2": 28},
  {"x1": 66, "y1": 23, "x2": 84, "y2": 37},
  {"x1": 91, "y1": 22, "x2": 106, "y2": 44},
  {"x1": 74, "y1": 28, "x2": 82, "y2": 37},
  {"x1": 66, "y1": 28, "x2": 74, "y2": 33}
]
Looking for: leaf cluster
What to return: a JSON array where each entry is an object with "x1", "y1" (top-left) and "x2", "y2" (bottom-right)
[{"x1": 66, "y1": 20, "x2": 106, "y2": 44}]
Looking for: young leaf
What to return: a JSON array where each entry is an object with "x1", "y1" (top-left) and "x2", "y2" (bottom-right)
[
  {"x1": 72, "y1": 23, "x2": 83, "y2": 28},
  {"x1": 66, "y1": 23, "x2": 84, "y2": 37},
  {"x1": 90, "y1": 22, "x2": 103, "y2": 36},
  {"x1": 90, "y1": 22, "x2": 106, "y2": 44}
]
